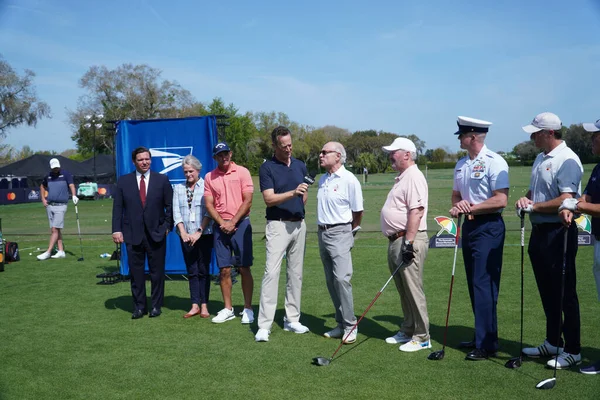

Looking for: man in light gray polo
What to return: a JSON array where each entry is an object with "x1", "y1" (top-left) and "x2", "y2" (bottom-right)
[
  {"x1": 317, "y1": 141, "x2": 364, "y2": 344},
  {"x1": 38, "y1": 158, "x2": 78, "y2": 260}
]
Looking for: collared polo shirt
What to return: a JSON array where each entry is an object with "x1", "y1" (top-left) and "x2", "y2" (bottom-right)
[
  {"x1": 259, "y1": 156, "x2": 308, "y2": 220},
  {"x1": 529, "y1": 141, "x2": 583, "y2": 224},
  {"x1": 381, "y1": 164, "x2": 428, "y2": 236},
  {"x1": 584, "y1": 163, "x2": 600, "y2": 235},
  {"x1": 42, "y1": 169, "x2": 74, "y2": 203},
  {"x1": 317, "y1": 165, "x2": 364, "y2": 225},
  {"x1": 453, "y1": 144, "x2": 509, "y2": 212},
  {"x1": 204, "y1": 162, "x2": 254, "y2": 220}
]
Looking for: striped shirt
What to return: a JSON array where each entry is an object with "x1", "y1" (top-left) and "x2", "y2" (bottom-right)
[{"x1": 173, "y1": 178, "x2": 213, "y2": 235}]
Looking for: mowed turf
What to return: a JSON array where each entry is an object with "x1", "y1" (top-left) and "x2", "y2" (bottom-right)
[{"x1": 0, "y1": 165, "x2": 599, "y2": 399}]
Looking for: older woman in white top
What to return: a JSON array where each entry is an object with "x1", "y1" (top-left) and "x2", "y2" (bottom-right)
[{"x1": 173, "y1": 155, "x2": 214, "y2": 318}]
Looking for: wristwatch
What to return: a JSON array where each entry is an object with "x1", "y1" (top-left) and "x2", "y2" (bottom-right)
[
  {"x1": 197, "y1": 228, "x2": 203, "y2": 233},
  {"x1": 405, "y1": 239, "x2": 413, "y2": 245}
]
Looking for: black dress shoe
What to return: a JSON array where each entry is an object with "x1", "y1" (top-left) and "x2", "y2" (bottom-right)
[
  {"x1": 149, "y1": 308, "x2": 162, "y2": 318},
  {"x1": 465, "y1": 348, "x2": 496, "y2": 361},
  {"x1": 459, "y1": 339, "x2": 476, "y2": 349},
  {"x1": 131, "y1": 309, "x2": 146, "y2": 319}
]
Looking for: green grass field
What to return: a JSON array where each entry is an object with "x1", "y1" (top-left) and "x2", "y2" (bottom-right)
[{"x1": 1, "y1": 166, "x2": 599, "y2": 399}]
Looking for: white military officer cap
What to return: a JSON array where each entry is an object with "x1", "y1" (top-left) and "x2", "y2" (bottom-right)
[
  {"x1": 583, "y1": 118, "x2": 600, "y2": 133},
  {"x1": 454, "y1": 116, "x2": 493, "y2": 135}
]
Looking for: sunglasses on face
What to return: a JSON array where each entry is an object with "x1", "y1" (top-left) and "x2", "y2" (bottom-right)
[{"x1": 320, "y1": 150, "x2": 338, "y2": 156}]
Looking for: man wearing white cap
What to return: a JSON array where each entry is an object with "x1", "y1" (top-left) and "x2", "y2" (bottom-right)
[
  {"x1": 558, "y1": 118, "x2": 600, "y2": 374},
  {"x1": 516, "y1": 112, "x2": 583, "y2": 369},
  {"x1": 450, "y1": 116, "x2": 509, "y2": 361},
  {"x1": 38, "y1": 158, "x2": 78, "y2": 260},
  {"x1": 381, "y1": 137, "x2": 431, "y2": 352}
]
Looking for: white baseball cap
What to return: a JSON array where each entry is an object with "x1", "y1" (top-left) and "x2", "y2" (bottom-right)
[
  {"x1": 455, "y1": 116, "x2": 492, "y2": 135},
  {"x1": 522, "y1": 112, "x2": 562, "y2": 134},
  {"x1": 382, "y1": 137, "x2": 417, "y2": 153},
  {"x1": 49, "y1": 158, "x2": 60, "y2": 169},
  {"x1": 583, "y1": 119, "x2": 600, "y2": 133}
]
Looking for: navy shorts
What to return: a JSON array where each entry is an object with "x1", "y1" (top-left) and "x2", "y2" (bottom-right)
[{"x1": 214, "y1": 218, "x2": 253, "y2": 268}]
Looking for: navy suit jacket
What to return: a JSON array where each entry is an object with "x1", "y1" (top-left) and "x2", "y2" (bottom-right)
[{"x1": 112, "y1": 171, "x2": 174, "y2": 245}]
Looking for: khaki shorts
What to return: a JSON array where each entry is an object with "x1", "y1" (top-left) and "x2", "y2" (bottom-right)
[{"x1": 47, "y1": 204, "x2": 67, "y2": 228}]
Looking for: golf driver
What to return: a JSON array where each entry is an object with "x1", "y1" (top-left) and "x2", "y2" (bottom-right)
[
  {"x1": 313, "y1": 259, "x2": 407, "y2": 366},
  {"x1": 75, "y1": 205, "x2": 84, "y2": 261},
  {"x1": 505, "y1": 212, "x2": 526, "y2": 369},
  {"x1": 428, "y1": 213, "x2": 463, "y2": 361},
  {"x1": 536, "y1": 227, "x2": 568, "y2": 390}
]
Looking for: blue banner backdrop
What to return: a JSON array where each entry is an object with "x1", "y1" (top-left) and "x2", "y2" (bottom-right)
[{"x1": 115, "y1": 116, "x2": 218, "y2": 276}]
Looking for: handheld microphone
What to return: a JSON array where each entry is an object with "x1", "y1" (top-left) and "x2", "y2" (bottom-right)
[{"x1": 299, "y1": 171, "x2": 317, "y2": 197}]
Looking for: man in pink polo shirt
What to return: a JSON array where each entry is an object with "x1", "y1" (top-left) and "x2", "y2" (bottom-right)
[
  {"x1": 380, "y1": 137, "x2": 431, "y2": 352},
  {"x1": 204, "y1": 142, "x2": 255, "y2": 324}
]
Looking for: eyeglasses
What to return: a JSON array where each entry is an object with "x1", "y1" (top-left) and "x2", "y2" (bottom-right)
[{"x1": 320, "y1": 150, "x2": 339, "y2": 156}]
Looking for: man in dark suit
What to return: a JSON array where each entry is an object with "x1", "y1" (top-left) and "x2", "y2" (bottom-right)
[{"x1": 112, "y1": 147, "x2": 174, "y2": 319}]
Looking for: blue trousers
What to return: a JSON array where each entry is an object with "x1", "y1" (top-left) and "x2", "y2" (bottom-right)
[
  {"x1": 461, "y1": 214, "x2": 505, "y2": 352},
  {"x1": 180, "y1": 235, "x2": 213, "y2": 305}
]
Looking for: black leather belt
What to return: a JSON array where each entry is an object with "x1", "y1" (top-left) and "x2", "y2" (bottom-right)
[
  {"x1": 466, "y1": 213, "x2": 501, "y2": 221},
  {"x1": 387, "y1": 230, "x2": 406, "y2": 242},
  {"x1": 318, "y1": 222, "x2": 351, "y2": 231}
]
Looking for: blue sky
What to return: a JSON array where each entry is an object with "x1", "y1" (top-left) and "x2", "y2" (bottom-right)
[{"x1": 1, "y1": 0, "x2": 599, "y2": 154}]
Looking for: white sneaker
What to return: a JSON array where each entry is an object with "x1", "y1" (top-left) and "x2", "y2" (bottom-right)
[
  {"x1": 240, "y1": 308, "x2": 254, "y2": 324},
  {"x1": 37, "y1": 251, "x2": 51, "y2": 261},
  {"x1": 546, "y1": 352, "x2": 582, "y2": 369},
  {"x1": 324, "y1": 326, "x2": 344, "y2": 339},
  {"x1": 51, "y1": 251, "x2": 66, "y2": 259},
  {"x1": 385, "y1": 331, "x2": 412, "y2": 344},
  {"x1": 399, "y1": 340, "x2": 432, "y2": 352},
  {"x1": 343, "y1": 327, "x2": 358, "y2": 344},
  {"x1": 255, "y1": 328, "x2": 270, "y2": 342},
  {"x1": 522, "y1": 339, "x2": 563, "y2": 358},
  {"x1": 283, "y1": 317, "x2": 309, "y2": 334},
  {"x1": 212, "y1": 308, "x2": 235, "y2": 324}
]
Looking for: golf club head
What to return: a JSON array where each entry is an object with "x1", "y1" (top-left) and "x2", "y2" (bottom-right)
[
  {"x1": 312, "y1": 357, "x2": 331, "y2": 366},
  {"x1": 77, "y1": 257, "x2": 84, "y2": 262},
  {"x1": 427, "y1": 350, "x2": 445, "y2": 361},
  {"x1": 535, "y1": 377, "x2": 556, "y2": 390},
  {"x1": 504, "y1": 357, "x2": 522, "y2": 369}
]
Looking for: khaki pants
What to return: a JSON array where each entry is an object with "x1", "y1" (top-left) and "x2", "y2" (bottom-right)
[
  {"x1": 388, "y1": 230, "x2": 430, "y2": 341},
  {"x1": 257, "y1": 220, "x2": 307, "y2": 330}
]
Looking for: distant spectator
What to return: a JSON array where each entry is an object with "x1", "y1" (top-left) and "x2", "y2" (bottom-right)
[{"x1": 37, "y1": 158, "x2": 78, "y2": 261}]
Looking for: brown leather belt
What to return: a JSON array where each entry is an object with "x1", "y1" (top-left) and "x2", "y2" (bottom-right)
[
  {"x1": 387, "y1": 230, "x2": 407, "y2": 242},
  {"x1": 466, "y1": 213, "x2": 501, "y2": 221},
  {"x1": 318, "y1": 222, "x2": 351, "y2": 231}
]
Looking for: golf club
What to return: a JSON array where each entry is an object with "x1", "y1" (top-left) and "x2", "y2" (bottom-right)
[
  {"x1": 536, "y1": 227, "x2": 568, "y2": 390},
  {"x1": 428, "y1": 213, "x2": 463, "y2": 361},
  {"x1": 75, "y1": 205, "x2": 84, "y2": 261},
  {"x1": 313, "y1": 259, "x2": 407, "y2": 366},
  {"x1": 505, "y1": 212, "x2": 526, "y2": 369}
]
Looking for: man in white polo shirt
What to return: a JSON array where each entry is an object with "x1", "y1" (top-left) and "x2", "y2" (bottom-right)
[
  {"x1": 380, "y1": 137, "x2": 431, "y2": 352},
  {"x1": 516, "y1": 112, "x2": 583, "y2": 369},
  {"x1": 317, "y1": 141, "x2": 364, "y2": 344}
]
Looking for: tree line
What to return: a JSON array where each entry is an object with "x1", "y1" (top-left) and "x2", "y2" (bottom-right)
[{"x1": 1, "y1": 57, "x2": 598, "y2": 171}]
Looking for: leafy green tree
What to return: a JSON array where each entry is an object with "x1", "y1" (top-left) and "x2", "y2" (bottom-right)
[
  {"x1": 68, "y1": 63, "x2": 196, "y2": 154},
  {"x1": 564, "y1": 124, "x2": 595, "y2": 163},
  {"x1": 512, "y1": 140, "x2": 538, "y2": 162},
  {"x1": 0, "y1": 56, "x2": 51, "y2": 137},
  {"x1": 431, "y1": 148, "x2": 448, "y2": 162}
]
